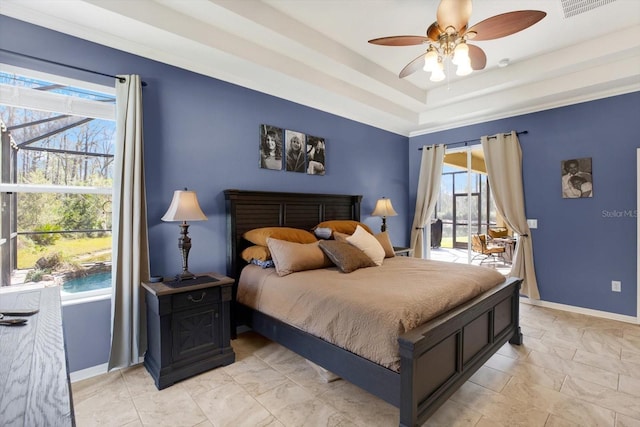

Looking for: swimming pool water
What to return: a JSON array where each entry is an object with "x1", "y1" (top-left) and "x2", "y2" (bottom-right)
[{"x1": 62, "y1": 272, "x2": 112, "y2": 293}]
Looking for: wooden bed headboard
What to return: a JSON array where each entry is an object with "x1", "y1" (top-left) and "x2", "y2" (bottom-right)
[{"x1": 224, "y1": 189, "x2": 362, "y2": 281}]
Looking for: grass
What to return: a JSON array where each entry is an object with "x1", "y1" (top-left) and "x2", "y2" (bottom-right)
[
  {"x1": 439, "y1": 237, "x2": 472, "y2": 248},
  {"x1": 18, "y1": 236, "x2": 111, "y2": 269}
]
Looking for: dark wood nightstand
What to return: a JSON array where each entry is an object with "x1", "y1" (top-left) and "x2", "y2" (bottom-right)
[
  {"x1": 142, "y1": 272, "x2": 235, "y2": 389},
  {"x1": 393, "y1": 246, "x2": 413, "y2": 257}
]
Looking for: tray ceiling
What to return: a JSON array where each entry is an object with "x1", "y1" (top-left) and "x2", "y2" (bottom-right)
[{"x1": 1, "y1": 0, "x2": 639, "y2": 136}]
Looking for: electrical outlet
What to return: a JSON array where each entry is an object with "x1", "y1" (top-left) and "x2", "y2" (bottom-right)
[{"x1": 612, "y1": 281, "x2": 621, "y2": 292}]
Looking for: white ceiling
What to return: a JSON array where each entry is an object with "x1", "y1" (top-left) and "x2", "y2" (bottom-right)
[{"x1": 2, "y1": 0, "x2": 639, "y2": 136}]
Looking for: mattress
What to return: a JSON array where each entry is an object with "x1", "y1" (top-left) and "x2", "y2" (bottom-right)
[{"x1": 237, "y1": 256, "x2": 505, "y2": 371}]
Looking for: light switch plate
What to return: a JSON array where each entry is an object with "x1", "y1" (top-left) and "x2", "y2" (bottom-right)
[{"x1": 527, "y1": 219, "x2": 538, "y2": 229}]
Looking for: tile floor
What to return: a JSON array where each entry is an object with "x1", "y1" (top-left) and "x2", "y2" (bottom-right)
[
  {"x1": 72, "y1": 303, "x2": 640, "y2": 427},
  {"x1": 429, "y1": 246, "x2": 513, "y2": 275}
]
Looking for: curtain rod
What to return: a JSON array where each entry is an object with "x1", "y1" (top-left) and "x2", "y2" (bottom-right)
[
  {"x1": 418, "y1": 130, "x2": 528, "y2": 150},
  {"x1": 0, "y1": 48, "x2": 147, "y2": 87}
]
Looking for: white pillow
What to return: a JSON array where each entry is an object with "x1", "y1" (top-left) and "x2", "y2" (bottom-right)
[{"x1": 346, "y1": 225, "x2": 385, "y2": 266}]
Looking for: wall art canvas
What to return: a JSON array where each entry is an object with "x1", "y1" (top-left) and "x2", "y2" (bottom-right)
[
  {"x1": 285, "y1": 129, "x2": 306, "y2": 173},
  {"x1": 306, "y1": 135, "x2": 325, "y2": 175},
  {"x1": 561, "y1": 157, "x2": 592, "y2": 198},
  {"x1": 259, "y1": 124, "x2": 283, "y2": 170}
]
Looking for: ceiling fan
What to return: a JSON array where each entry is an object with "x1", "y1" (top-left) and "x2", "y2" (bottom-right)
[{"x1": 368, "y1": 0, "x2": 546, "y2": 81}]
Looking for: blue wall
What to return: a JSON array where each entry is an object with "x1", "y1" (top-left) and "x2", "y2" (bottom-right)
[
  {"x1": 410, "y1": 93, "x2": 639, "y2": 317},
  {"x1": 0, "y1": 15, "x2": 410, "y2": 277},
  {"x1": 1, "y1": 16, "x2": 408, "y2": 372},
  {"x1": 62, "y1": 299, "x2": 111, "y2": 372},
  {"x1": 141, "y1": 69, "x2": 410, "y2": 277},
  {"x1": 2, "y1": 15, "x2": 638, "y2": 373}
]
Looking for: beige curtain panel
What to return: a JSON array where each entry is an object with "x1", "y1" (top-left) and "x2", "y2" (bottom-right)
[
  {"x1": 481, "y1": 131, "x2": 540, "y2": 299},
  {"x1": 410, "y1": 144, "x2": 445, "y2": 259},
  {"x1": 109, "y1": 75, "x2": 150, "y2": 370}
]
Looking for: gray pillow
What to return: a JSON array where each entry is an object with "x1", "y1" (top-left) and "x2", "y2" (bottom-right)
[{"x1": 318, "y1": 240, "x2": 376, "y2": 273}]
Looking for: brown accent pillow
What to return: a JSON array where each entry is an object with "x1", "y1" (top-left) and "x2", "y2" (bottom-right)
[
  {"x1": 318, "y1": 240, "x2": 377, "y2": 273},
  {"x1": 266, "y1": 238, "x2": 333, "y2": 277},
  {"x1": 241, "y1": 245, "x2": 271, "y2": 262},
  {"x1": 243, "y1": 227, "x2": 317, "y2": 246},
  {"x1": 375, "y1": 231, "x2": 396, "y2": 259},
  {"x1": 313, "y1": 220, "x2": 373, "y2": 236}
]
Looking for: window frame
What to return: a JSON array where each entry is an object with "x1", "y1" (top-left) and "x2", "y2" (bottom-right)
[{"x1": 0, "y1": 64, "x2": 115, "y2": 301}]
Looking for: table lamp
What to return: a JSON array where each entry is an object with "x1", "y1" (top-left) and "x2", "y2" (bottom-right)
[
  {"x1": 161, "y1": 188, "x2": 207, "y2": 281},
  {"x1": 371, "y1": 197, "x2": 397, "y2": 232}
]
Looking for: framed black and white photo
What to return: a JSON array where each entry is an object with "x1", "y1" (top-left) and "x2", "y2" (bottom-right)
[
  {"x1": 306, "y1": 135, "x2": 325, "y2": 175},
  {"x1": 561, "y1": 157, "x2": 592, "y2": 198},
  {"x1": 284, "y1": 130, "x2": 306, "y2": 173},
  {"x1": 259, "y1": 124, "x2": 283, "y2": 170}
]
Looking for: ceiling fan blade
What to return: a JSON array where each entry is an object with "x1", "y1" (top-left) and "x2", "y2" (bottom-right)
[
  {"x1": 399, "y1": 53, "x2": 427, "y2": 78},
  {"x1": 436, "y1": 0, "x2": 472, "y2": 32},
  {"x1": 468, "y1": 44, "x2": 486, "y2": 70},
  {"x1": 466, "y1": 10, "x2": 546, "y2": 41},
  {"x1": 426, "y1": 22, "x2": 441, "y2": 41},
  {"x1": 368, "y1": 35, "x2": 429, "y2": 46}
]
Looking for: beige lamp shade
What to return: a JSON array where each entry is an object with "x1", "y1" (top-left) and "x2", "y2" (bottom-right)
[
  {"x1": 161, "y1": 189, "x2": 208, "y2": 222},
  {"x1": 371, "y1": 198, "x2": 398, "y2": 218}
]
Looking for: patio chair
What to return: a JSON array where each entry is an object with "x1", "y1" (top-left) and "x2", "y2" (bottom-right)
[{"x1": 471, "y1": 234, "x2": 506, "y2": 265}]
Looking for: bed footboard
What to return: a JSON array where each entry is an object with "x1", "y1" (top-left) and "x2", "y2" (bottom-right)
[
  {"x1": 397, "y1": 277, "x2": 522, "y2": 427},
  {"x1": 239, "y1": 276, "x2": 522, "y2": 427}
]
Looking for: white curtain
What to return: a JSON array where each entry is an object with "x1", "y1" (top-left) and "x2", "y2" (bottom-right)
[
  {"x1": 410, "y1": 144, "x2": 445, "y2": 259},
  {"x1": 108, "y1": 75, "x2": 150, "y2": 370},
  {"x1": 481, "y1": 131, "x2": 540, "y2": 299}
]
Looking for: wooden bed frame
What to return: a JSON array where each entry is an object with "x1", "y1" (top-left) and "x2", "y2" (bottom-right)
[{"x1": 224, "y1": 189, "x2": 523, "y2": 427}]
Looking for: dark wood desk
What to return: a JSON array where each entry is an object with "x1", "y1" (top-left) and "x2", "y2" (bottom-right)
[{"x1": 0, "y1": 287, "x2": 75, "y2": 426}]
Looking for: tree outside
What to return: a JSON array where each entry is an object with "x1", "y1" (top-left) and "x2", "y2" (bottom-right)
[{"x1": 1, "y1": 71, "x2": 115, "y2": 285}]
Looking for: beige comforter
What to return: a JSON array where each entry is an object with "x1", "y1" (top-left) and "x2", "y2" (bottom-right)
[{"x1": 237, "y1": 257, "x2": 505, "y2": 372}]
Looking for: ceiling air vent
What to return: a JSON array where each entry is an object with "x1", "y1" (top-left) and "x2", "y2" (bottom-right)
[{"x1": 561, "y1": 0, "x2": 617, "y2": 18}]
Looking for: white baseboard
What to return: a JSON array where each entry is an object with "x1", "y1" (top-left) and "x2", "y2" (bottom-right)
[
  {"x1": 520, "y1": 297, "x2": 639, "y2": 325},
  {"x1": 69, "y1": 356, "x2": 144, "y2": 383},
  {"x1": 70, "y1": 363, "x2": 109, "y2": 383}
]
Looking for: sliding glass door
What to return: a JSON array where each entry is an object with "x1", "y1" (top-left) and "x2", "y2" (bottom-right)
[{"x1": 432, "y1": 145, "x2": 496, "y2": 262}]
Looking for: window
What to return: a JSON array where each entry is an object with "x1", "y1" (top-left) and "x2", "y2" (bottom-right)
[{"x1": 0, "y1": 65, "x2": 115, "y2": 299}]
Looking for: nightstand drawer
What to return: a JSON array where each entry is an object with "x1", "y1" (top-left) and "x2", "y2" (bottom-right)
[{"x1": 172, "y1": 287, "x2": 220, "y2": 311}]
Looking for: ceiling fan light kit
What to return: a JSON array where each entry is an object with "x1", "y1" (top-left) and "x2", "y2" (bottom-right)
[
  {"x1": 422, "y1": 35, "x2": 472, "y2": 80},
  {"x1": 430, "y1": 62, "x2": 446, "y2": 82},
  {"x1": 368, "y1": 0, "x2": 546, "y2": 82},
  {"x1": 452, "y1": 43, "x2": 473, "y2": 76}
]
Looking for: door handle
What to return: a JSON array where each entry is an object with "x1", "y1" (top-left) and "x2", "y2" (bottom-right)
[{"x1": 187, "y1": 292, "x2": 206, "y2": 303}]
